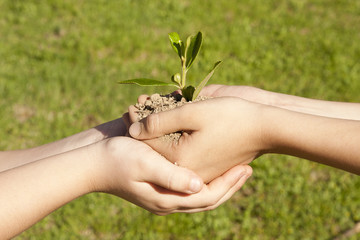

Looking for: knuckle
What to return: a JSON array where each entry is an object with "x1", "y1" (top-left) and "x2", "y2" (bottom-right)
[
  {"x1": 166, "y1": 168, "x2": 177, "y2": 191},
  {"x1": 145, "y1": 114, "x2": 160, "y2": 135}
]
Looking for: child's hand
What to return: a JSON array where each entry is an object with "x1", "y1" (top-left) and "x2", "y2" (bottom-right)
[
  {"x1": 92, "y1": 137, "x2": 252, "y2": 215},
  {"x1": 128, "y1": 97, "x2": 263, "y2": 183},
  {"x1": 200, "y1": 84, "x2": 271, "y2": 104}
]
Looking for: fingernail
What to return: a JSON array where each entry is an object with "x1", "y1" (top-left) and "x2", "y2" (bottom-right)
[
  {"x1": 129, "y1": 122, "x2": 141, "y2": 137},
  {"x1": 188, "y1": 178, "x2": 202, "y2": 193}
]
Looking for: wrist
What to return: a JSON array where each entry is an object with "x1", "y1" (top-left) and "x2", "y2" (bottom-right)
[
  {"x1": 89, "y1": 137, "x2": 129, "y2": 194},
  {"x1": 254, "y1": 104, "x2": 276, "y2": 154},
  {"x1": 258, "y1": 104, "x2": 289, "y2": 154},
  {"x1": 82, "y1": 140, "x2": 112, "y2": 194},
  {"x1": 260, "y1": 105, "x2": 307, "y2": 156},
  {"x1": 233, "y1": 98, "x2": 274, "y2": 156}
]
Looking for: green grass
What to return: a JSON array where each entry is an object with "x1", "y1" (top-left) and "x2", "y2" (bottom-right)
[{"x1": 1, "y1": 0, "x2": 359, "y2": 239}]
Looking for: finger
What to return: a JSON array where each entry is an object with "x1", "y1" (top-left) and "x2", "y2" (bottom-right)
[
  {"x1": 198, "y1": 84, "x2": 222, "y2": 96},
  {"x1": 170, "y1": 89, "x2": 182, "y2": 96},
  {"x1": 206, "y1": 164, "x2": 251, "y2": 194},
  {"x1": 172, "y1": 173, "x2": 250, "y2": 214},
  {"x1": 138, "y1": 94, "x2": 149, "y2": 104},
  {"x1": 129, "y1": 104, "x2": 200, "y2": 140},
  {"x1": 128, "y1": 105, "x2": 139, "y2": 123},
  {"x1": 175, "y1": 164, "x2": 250, "y2": 209},
  {"x1": 203, "y1": 165, "x2": 252, "y2": 210},
  {"x1": 150, "y1": 165, "x2": 252, "y2": 215},
  {"x1": 141, "y1": 152, "x2": 204, "y2": 194}
]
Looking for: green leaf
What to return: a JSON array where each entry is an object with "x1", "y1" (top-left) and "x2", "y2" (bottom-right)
[
  {"x1": 171, "y1": 73, "x2": 181, "y2": 86},
  {"x1": 182, "y1": 85, "x2": 195, "y2": 102},
  {"x1": 168, "y1": 32, "x2": 183, "y2": 59},
  {"x1": 192, "y1": 61, "x2": 222, "y2": 100},
  {"x1": 117, "y1": 79, "x2": 177, "y2": 87},
  {"x1": 185, "y1": 31, "x2": 202, "y2": 69}
]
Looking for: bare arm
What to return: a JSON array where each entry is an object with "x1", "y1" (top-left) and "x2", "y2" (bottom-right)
[
  {"x1": 263, "y1": 104, "x2": 360, "y2": 173},
  {"x1": 0, "y1": 144, "x2": 96, "y2": 238},
  {"x1": 0, "y1": 135, "x2": 251, "y2": 238},
  {"x1": 130, "y1": 97, "x2": 360, "y2": 181},
  {"x1": 0, "y1": 118, "x2": 126, "y2": 172},
  {"x1": 201, "y1": 84, "x2": 360, "y2": 120}
]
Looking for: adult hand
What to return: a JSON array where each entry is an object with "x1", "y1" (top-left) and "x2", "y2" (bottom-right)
[
  {"x1": 128, "y1": 97, "x2": 263, "y2": 183},
  {"x1": 93, "y1": 136, "x2": 252, "y2": 215}
]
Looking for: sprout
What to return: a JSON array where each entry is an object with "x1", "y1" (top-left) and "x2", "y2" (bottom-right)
[{"x1": 118, "y1": 31, "x2": 222, "y2": 101}]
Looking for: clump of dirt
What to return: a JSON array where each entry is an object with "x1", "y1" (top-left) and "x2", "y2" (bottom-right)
[{"x1": 134, "y1": 93, "x2": 208, "y2": 143}]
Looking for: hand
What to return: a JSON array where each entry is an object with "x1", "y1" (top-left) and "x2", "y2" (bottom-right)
[
  {"x1": 92, "y1": 136, "x2": 253, "y2": 215},
  {"x1": 200, "y1": 84, "x2": 272, "y2": 104},
  {"x1": 0, "y1": 132, "x2": 252, "y2": 238},
  {"x1": 128, "y1": 97, "x2": 263, "y2": 183},
  {"x1": 201, "y1": 84, "x2": 360, "y2": 121}
]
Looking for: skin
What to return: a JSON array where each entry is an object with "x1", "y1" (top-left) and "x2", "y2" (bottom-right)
[
  {"x1": 0, "y1": 118, "x2": 127, "y2": 171},
  {"x1": 128, "y1": 85, "x2": 360, "y2": 182},
  {"x1": 0, "y1": 117, "x2": 252, "y2": 239},
  {"x1": 129, "y1": 97, "x2": 261, "y2": 183},
  {"x1": 200, "y1": 84, "x2": 360, "y2": 120}
]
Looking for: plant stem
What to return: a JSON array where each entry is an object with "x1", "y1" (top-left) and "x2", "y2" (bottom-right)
[{"x1": 180, "y1": 57, "x2": 187, "y2": 89}]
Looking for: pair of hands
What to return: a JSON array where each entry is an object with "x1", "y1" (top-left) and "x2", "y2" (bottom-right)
[
  {"x1": 95, "y1": 85, "x2": 262, "y2": 215},
  {"x1": 125, "y1": 85, "x2": 266, "y2": 183},
  {"x1": 0, "y1": 86, "x2": 255, "y2": 238},
  {"x1": 119, "y1": 84, "x2": 264, "y2": 185},
  {"x1": 126, "y1": 97, "x2": 263, "y2": 183},
  {"x1": 93, "y1": 137, "x2": 252, "y2": 215},
  {"x1": 7, "y1": 85, "x2": 357, "y2": 238},
  {"x1": 112, "y1": 83, "x2": 360, "y2": 215}
]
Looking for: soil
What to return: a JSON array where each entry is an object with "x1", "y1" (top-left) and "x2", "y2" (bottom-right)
[{"x1": 134, "y1": 93, "x2": 208, "y2": 143}]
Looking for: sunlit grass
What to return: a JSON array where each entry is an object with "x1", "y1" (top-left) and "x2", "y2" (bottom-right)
[{"x1": 1, "y1": 0, "x2": 359, "y2": 239}]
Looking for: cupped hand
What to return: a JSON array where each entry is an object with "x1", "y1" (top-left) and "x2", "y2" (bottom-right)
[
  {"x1": 92, "y1": 136, "x2": 252, "y2": 215},
  {"x1": 200, "y1": 84, "x2": 272, "y2": 105},
  {"x1": 128, "y1": 97, "x2": 264, "y2": 183}
]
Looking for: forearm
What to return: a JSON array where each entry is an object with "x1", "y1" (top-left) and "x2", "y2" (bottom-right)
[
  {"x1": 204, "y1": 85, "x2": 360, "y2": 120},
  {"x1": 263, "y1": 106, "x2": 360, "y2": 174},
  {"x1": 0, "y1": 118, "x2": 126, "y2": 171},
  {"x1": 266, "y1": 91, "x2": 360, "y2": 120},
  {"x1": 0, "y1": 144, "x2": 100, "y2": 238}
]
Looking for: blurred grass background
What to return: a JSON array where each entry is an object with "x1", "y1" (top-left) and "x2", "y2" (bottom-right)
[{"x1": 0, "y1": 0, "x2": 359, "y2": 239}]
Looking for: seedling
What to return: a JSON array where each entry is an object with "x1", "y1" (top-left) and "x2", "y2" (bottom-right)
[{"x1": 118, "y1": 31, "x2": 222, "y2": 101}]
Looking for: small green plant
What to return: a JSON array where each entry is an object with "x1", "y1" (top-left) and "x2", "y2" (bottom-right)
[{"x1": 118, "y1": 31, "x2": 222, "y2": 101}]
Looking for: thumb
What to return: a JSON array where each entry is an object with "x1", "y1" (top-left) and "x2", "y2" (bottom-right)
[
  {"x1": 143, "y1": 154, "x2": 204, "y2": 194},
  {"x1": 129, "y1": 104, "x2": 199, "y2": 140}
]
